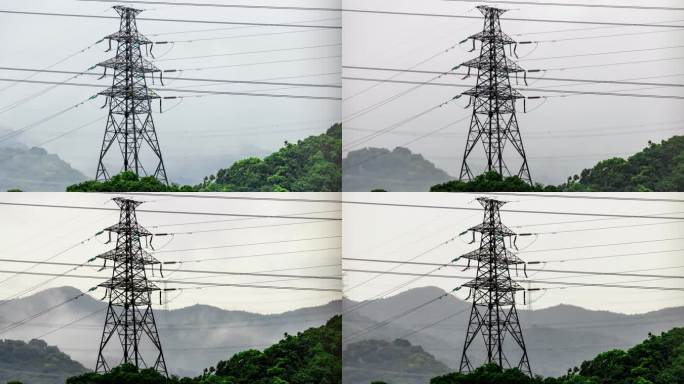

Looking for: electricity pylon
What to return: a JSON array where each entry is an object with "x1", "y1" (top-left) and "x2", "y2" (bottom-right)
[
  {"x1": 458, "y1": 6, "x2": 532, "y2": 185},
  {"x1": 458, "y1": 197, "x2": 532, "y2": 376},
  {"x1": 96, "y1": 6, "x2": 168, "y2": 184},
  {"x1": 95, "y1": 197, "x2": 168, "y2": 376}
]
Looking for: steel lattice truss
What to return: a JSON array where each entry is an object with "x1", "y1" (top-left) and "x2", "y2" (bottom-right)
[
  {"x1": 459, "y1": 197, "x2": 532, "y2": 377},
  {"x1": 96, "y1": 6, "x2": 168, "y2": 184},
  {"x1": 458, "y1": 6, "x2": 532, "y2": 185},
  {"x1": 95, "y1": 197, "x2": 168, "y2": 377}
]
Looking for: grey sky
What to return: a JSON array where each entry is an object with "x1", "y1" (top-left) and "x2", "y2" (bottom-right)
[
  {"x1": 0, "y1": 192, "x2": 342, "y2": 314},
  {"x1": 342, "y1": 192, "x2": 684, "y2": 314},
  {"x1": 342, "y1": 0, "x2": 684, "y2": 184},
  {"x1": 0, "y1": 0, "x2": 341, "y2": 184}
]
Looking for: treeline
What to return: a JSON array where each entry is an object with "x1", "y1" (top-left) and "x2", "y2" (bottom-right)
[
  {"x1": 431, "y1": 135, "x2": 684, "y2": 192},
  {"x1": 67, "y1": 124, "x2": 342, "y2": 192},
  {"x1": 58, "y1": 316, "x2": 341, "y2": 384},
  {"x1": 428, "y1": 327, "x2": 684, "y2": 384}
]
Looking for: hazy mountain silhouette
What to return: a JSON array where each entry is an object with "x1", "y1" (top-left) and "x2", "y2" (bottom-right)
[
  {"x1": 342, "y1": 286, "x2": 684, "y2": 381},
  {"x1": 343, "y1": 147, "x2": 453, "y2": 191},
  {"x1": 0, "y1": 130, "x2": 87, "y2": 191},
  {"x1": 0, "y1": 286, "x2": 340, "y2": 377}
]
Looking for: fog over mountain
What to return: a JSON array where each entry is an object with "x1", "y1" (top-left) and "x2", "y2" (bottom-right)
[
  {"x1": 0, "y1": 287, "x2": 340, "y2": 377},
  {"x1": 342, "y1": 286, "x2": 684, "y2": 381}
]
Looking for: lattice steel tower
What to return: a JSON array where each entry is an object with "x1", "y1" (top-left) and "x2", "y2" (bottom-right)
[
  {"x1": 458, "y1": 6, "x2": 532, "y2": 184},
  {"x1": 95, "y1": 197, "x2": 168, "y2": 376},
  {"x1": 96, "y1": 6, "x2": 168, "y2": 184},
  {"x1": 458, "y1": 197, "x2": 531, "y2": 376}
]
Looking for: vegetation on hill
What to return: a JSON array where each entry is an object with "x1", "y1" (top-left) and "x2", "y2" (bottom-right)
[
  {"x1": 430, "y1": 171, "x2": 557, "y2": 192},
  {"x1": 0, "y1": 339, "x2": 88, "y2": 384},
  {"x1": 201, "y1": 124, "x2": 341, "y2": 192},
  {"x1": 431, "y1": 136, "x2": 684, "y2": 192},
  {"x1": 429, "y1": 327, "x2": 684, "y2": 384},
  {"x1": 343, "y1": 147, "x2": 453, "y2": 192},
  {"x1": 64, "y1": 316, "x2": 341, "y2": 384},
  {"x1": 343, "y1": 339, "x2": 450, "y2": 384},
  {"x1": 0, "y1": 146, "x2": 86, "y2": 191},
  {"x1": 562, "y1": 135, "x2": 684, "y2": 191},
  {"x1": 67, "y1": 125, "x2": 342, "y2": 192},
  {"x1": 66, "y1": 171, "x2": 195, "y2": 192}
]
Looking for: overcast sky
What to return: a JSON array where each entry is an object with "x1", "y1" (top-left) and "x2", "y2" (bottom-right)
[
  {"x1": 0, "y1": 0, "x2": 341, "y2": 184},
  {"x1": 342, "y1": 192, "x2": 684, "y2": 314},
  {"x1": 342, "y1": 0, "x2": 684, "y2": 184},
  {"x1": 0, "y1": 192, "x2": 341, "y2": 314}
]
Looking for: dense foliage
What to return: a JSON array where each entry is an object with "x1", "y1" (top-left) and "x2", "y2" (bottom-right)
[
  {"x1": 66, "y1": 171, "x2": 195, "y2": 192},
  {"x1": 343, "y1": 339, "x2": 450, "y2": 384},
  {"x1": 0, "y1": 339, "x2": 88, "y2": 384},
  {"x1": 343, "y1": 147, "x2": 453, "y2": 192},
  {"x1": 561, "y1": 135, "x2": 684, "y2": 191},
  {"x1": 67, "y1": 125, "x2": 342, "y2": 192},
  {"x1": 430, "y1": 327, "x2": 684, "y2": 384},
  {"x1": 430, "y1": 171, "x2": 557, "y2": 192},
  {"x1": 201, "y1": 124, "x2": 341, "y2": 192},
  {"x1": 64, "y1": 316, "x2": 341, "y2": 384}
]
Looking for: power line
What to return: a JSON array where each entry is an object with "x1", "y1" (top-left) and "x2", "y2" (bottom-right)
[
  {"x1": 344, "y1": 290, "x2": 456, "y2": 342},
  {"x1": 486, "y1": 192, "x2": 684, "y2": 203},
  {"x1": 0, "y1": 259, "x2": 342, "y2": 280},
  {"x1": 0, "y1": 9, "x2": 341, "y2": 29},
  {"x1": 343, "y1": 268, "x2": 684, "y2": 292},
  {"x1": 443, "y1": 0, "x2": 684, "y2": 11},
  {"x1": 96, "y1": 194, "x2": 684, "y2": 221},
  {"x1": 0, "y1": 201, "x2": 342, "y2": 220},
  {"x1": 79, "y1": 0, "x2": 342, "y2": 12},
  {"x1": 0, "y1": 78, "x2": 342, "y2": 101},
  {"x1": 343, "y1": 258, "x2": 684, "y2": 280},
  {"x1": 343, "y1": 66, "x2": 684, "y2": 88},
  {"x1": 81, "y1": 0, "x2": 684, "y2": 13},
  {"x1": 153, "y1": 235, "x2": 341, "y2": 254},
  {"x1": 5, "y1": 8, "x2": 684, "y2": 28},
  {"x1": 342, "y1": 76, "x2": 684, "y2": 99},
  {"x1": 0, "y1": 269, "x2": 341, "y2": 293},
  {"x1": 0, "y1": 66, "x2": 342, "y2": 89}
]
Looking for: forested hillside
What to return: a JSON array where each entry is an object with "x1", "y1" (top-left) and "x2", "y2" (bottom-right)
[
  {"x1": 431, "y1": 135, "x2": 684, "y2": 192},
  {"x1": 67, "y1": 125, "x2": 342, "y2": 192},
  {"x1": 63, "y1": 316, "x2": 342, "y2": 384},
  {"x1": 429, "y1": 327, "x2": 684, "y2": 384},
  {"x1": 0, "y1": 339, "x2": 88, "y2": 384},
  {"x1": 563, "y1": 135, "x2": 684, "y2": 191}
]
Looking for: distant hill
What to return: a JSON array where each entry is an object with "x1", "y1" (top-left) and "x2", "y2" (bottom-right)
[
  {"x1": 343, "y1": 338, "x2": 450, "y2": 384},
  {"x1": 0, "y1": 339, "x2": 88, "y2": 384},
  {"x1": 342, "y1": 286, "x2": 684, "y2": 378},
  {"x1": 1, "y1": 286, "x2": 340, "y2": 377},
  {"x1": 430, "y1": 327, "x2": 684, "y2": 384},
  {"x1": 0, "y1": 145, "x2": 86, "y2": 191},
  {"x1": 67, "y1": 124, "x2": 342, "y2": 192},
  {"x1": 343, "y1": 147, "x2": 453, "y2": 192},
  {"x1": 564, "y1": 135, "x2": 684, "y2": 191},
  {"x1": 65, "y1": 316, "x2": 341, "y2": 384}
]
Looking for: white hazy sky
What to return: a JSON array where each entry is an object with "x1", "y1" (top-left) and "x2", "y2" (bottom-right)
[
  {"x1": 342, "y1": 192, "x2": 684, "y2": 314},
  {"x1": 342, "y1": 0, "x2": 684, "y2": 184},
  {"x1": 0, "y1": 192, "x2": 342, "y2": 314},
  {"x1": 0, "y1": 0, "x2": 341, "y2": 184}
]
